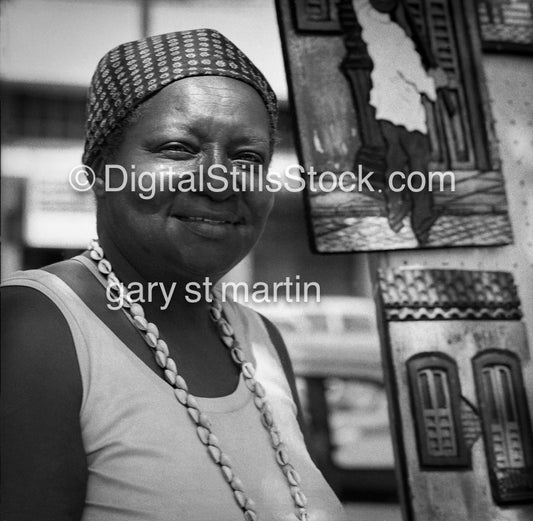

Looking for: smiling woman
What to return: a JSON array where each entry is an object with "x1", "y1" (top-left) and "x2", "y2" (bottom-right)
[
  {"x1": 1, "y1": 29, "x2": 347, "y2": 521},
  {"x1": 98, "y1": 76, "x2": 274, "y2": 282}
]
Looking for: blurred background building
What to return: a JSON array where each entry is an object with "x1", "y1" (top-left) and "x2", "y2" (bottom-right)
[{"x1": 0, "y1": 1, "x2": 399, "y2": 518}]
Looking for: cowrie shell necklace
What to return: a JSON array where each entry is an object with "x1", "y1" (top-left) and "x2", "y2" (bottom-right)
[{"x1": 88, "y1": 239, "x2": 309, "y2": 521}]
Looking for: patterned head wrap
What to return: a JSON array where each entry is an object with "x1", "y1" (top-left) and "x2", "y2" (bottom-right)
[{"x1": 82, "y1": 29, "x2": 278, "y2": 166}]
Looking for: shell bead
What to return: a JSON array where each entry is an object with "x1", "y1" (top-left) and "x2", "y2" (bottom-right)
[
  {"x1": 254, "y1": 396, "x2": 265, "y2": 410},
  {"x1": 261, "y1": 402, "x2": 273, "y2": 415},
  {"x1": 146, "y1": 322, "x2": 159, "y2": 337},
  {"x1": 164, "y1": 369, "x2": 176, "y2": 385},
  {"x1": 186, "y1": 394, "x2": 199, "y2": 410},
  {"x1": 292, "y1": 490, "x2": 308, "y2": 508},
  {"x1": 123, "y1": 293, "x2": 134, "y2": 308},
  {"x1": 165, "y1": 357, "x2": 177, "y2": 375},
  {"x1": 133, "y1": 315, "x2": 148, "y2": 331},
  {"x1": 174, "y1": 388, "x2": 188, "y2": 405},
  {"x1": 198, "y1": 412, "x2": 212, "y2": 430},
  {"x1": 261, "y1": 409, "x2": 274, "y2": 429},
  {"x1": 97, "y1": 258, "x2": 112, "y2": 274},
  {"x1": 130, "y1": 303, "x2": 145, "y2": 318},
  {"x1": 299, "y1": 508, "x2": 309, "y2": 520},
  {"x1": 106, "y1": 280, "x2": 122, "y2": 297},
  {"x1": 245, "y1": 498, "x2": 256, "y2": 511},
  {"x1": 107, "y1": 272, "x2": 120, "y2": 286},
  {"x1": 187, "y1": 407, "x2": 200, "y2": 423},
  {"x1": 210, "y1": 295, "x2": 223, "y2": 311},
  {"x1": 276, "y1": 444, "x2": 289, "y2": 466},
  {"x1": 209, "y1": 307, "x2": 222, "y2": 322},
  {"x1": 218, "y1": 320, "x2": 234, "y2": 337},
  {"x1": 221, "y1": 335, "x2": 233, "y2": 348},
  {"x1": 90, "y1": 249, "x2": 103, "y2": 260},
  {"x1": 145, "y1": 332, "x2": 158, "y2": 348},
  {"x1": 231, "y1": 347, "x2": 246, "y2": 365},
  {"x1": 221, "y1": 465, "x2": 233, "y2": 482},
  {"x1": 234, "y1": 490, "x2": 247, "y2": 508},
  {"x1": 109, "y1": 287, "x2": 123, "y2": 302},
  {"x1": 208, "y1": 433, "x2": 219, "y2": 447},
  {"x1": 156, "y1": 339, "x2": 169, "y2": 357},
  {"x1": 270, "y1": 429, "x2": 281, "y2": 448},
  {"x1": 245, "y1": 378, "x2": 257, "y2": 393},
  {"x1": 89, "y1": 242, "x2": 103, "y2": 258},
  {"x1": 286, "y1": 467, "x2": 301, "y2": 486},
  {"x1": 244, "y1": 510, "x2": 257, "y2": 521},
  {"x1": 208, "y1": 444, "x2": 221, "y2": 463},
  {"x1": 242, "y1": 362, "x2": 255, "y2": 379},
  {"x1": 197, "y1": 426, "x2": 210, "y2": 444},
  {"x1": 155, "y1": 350, "x2": 167, "y2": 368},
  {"x1": 219, "y1": 453, "x2": 232, "y2": 467},
  {"x1": 254, "y1": 382, "x2": 266, "y2": 398},
  {"x1": 231, "y1": 477, "x2": 244, "y2": 491},
  {"x1": 174, "y1": 374, "x2": 188, "y2": 391}
]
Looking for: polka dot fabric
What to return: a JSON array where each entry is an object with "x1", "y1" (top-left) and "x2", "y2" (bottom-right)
[{"x1": 82, "y1": 29, "x2": 278, "y2": 166}]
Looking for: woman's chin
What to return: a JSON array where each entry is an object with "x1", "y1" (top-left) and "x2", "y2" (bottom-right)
[{"x1": 171, "y1": 257, "x2": 240, "y2": 284}]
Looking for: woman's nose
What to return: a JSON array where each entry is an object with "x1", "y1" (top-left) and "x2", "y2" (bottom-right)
[{"x1": 200, "y1": 151, "x2": 235, "y2": 201}]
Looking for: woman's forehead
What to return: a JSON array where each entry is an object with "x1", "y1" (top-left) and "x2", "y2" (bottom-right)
[
  {"x1": 122, "y1": 77, "x2": 271, "y2": 148},
  {"x1": 144, "y1": 77, "x2": 270, "y2": 125}
]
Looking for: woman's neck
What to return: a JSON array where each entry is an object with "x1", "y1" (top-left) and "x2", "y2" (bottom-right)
[{"x1": 95, "y1": 232, "x2": 216, "y2": 322}]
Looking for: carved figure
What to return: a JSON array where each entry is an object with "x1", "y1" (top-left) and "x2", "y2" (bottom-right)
[{"x1": 351, "y1": 0, "x2": 448, "y2": 244}]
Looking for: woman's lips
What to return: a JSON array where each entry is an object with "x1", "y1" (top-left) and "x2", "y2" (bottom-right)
[
  {"x1": 178, "y1": 216, "x2": 238, "y2": 225},
  {"x1": 172, "y1": 214, "x2": 243, "y2": 239}
]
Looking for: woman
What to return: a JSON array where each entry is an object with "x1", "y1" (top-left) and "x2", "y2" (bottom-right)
[{"x1": 1, "y1": 29, "x2": 347, "y2": 521}]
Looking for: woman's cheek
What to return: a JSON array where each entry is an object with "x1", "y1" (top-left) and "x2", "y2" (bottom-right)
[{"x1": 250, "y1": 190, "x2": 275, "y2": 224}]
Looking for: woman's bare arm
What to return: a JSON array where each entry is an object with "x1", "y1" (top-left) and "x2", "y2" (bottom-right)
[{"x1": 1, "y1": 286, "x2": 87, "y2": 521}]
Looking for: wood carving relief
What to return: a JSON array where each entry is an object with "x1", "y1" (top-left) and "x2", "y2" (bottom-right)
[
  {"x1": 277, "y1": 0, "x2": 512, "y2": 251},
  {"x1": 375, "y1": 267, "x2": 533, "y2": 518}
]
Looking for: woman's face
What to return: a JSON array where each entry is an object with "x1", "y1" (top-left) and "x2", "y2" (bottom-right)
[{"x1": 96, "y1": 76, "x2": 274, "y2": 282}]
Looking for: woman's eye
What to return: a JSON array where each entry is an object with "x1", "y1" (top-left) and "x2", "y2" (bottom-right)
[
  {"x1": 233, "y1": 152, "x2": 264, "y2": 165},
  {"x1": 158, "y1": 143, "x2": 196, "y2": 158}
]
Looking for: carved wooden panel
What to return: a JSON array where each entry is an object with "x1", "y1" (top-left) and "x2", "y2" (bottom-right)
[
  {"x1": 374, "y1": 267, "x2": 533, "y2": 519},
  {"x1": 276, "y1": 0, "x2": 512, "y2": 252}
]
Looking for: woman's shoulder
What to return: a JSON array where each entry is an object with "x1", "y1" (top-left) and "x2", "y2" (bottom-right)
[
  {"x1": 1, "y1": 259, "x2": 87, "y2": 355},
  {"x1": 1, "y1": 258, "x2": 92, "y2": 371},
  {"x1": 2, "y1": 264, "x2": 72, "y2": 329},
  {"x1": 2, "y1": 266, "x2": 56, "y2": 289},
  {"x1": 1, "y1": 263, "x2": 84, "y2": 419},
  {"x1": 2, "y1": 258, "x2": 80, "y2": 299},
  {"x1": 2, "y1": 256, "x2": 95, "y2": 315}
]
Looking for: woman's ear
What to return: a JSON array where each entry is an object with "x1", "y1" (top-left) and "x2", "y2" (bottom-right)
[{"x1": 91, "y1": 156, "x2": 106, "y2": 198}]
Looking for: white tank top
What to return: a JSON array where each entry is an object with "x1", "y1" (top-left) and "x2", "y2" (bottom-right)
[{"x1": 3, "y1": 268, "x2": 347, "y2": 521}]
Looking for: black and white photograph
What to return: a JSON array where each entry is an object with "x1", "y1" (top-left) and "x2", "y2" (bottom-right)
[{"x1": 1, "y1": 1, "x2": 532, "y2": 520}]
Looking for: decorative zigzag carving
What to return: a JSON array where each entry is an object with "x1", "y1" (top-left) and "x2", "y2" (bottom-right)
[{"x1": 377, "y1": 268, "x2": 522, "y2": 321}]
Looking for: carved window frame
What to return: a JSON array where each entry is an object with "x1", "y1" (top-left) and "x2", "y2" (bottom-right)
[
  {"x1": 472, "y1": 349, "x2": 533, "y2": 504},
  {"x1": 407, "y1": 352, "x2": 471, "y2": 469}
]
